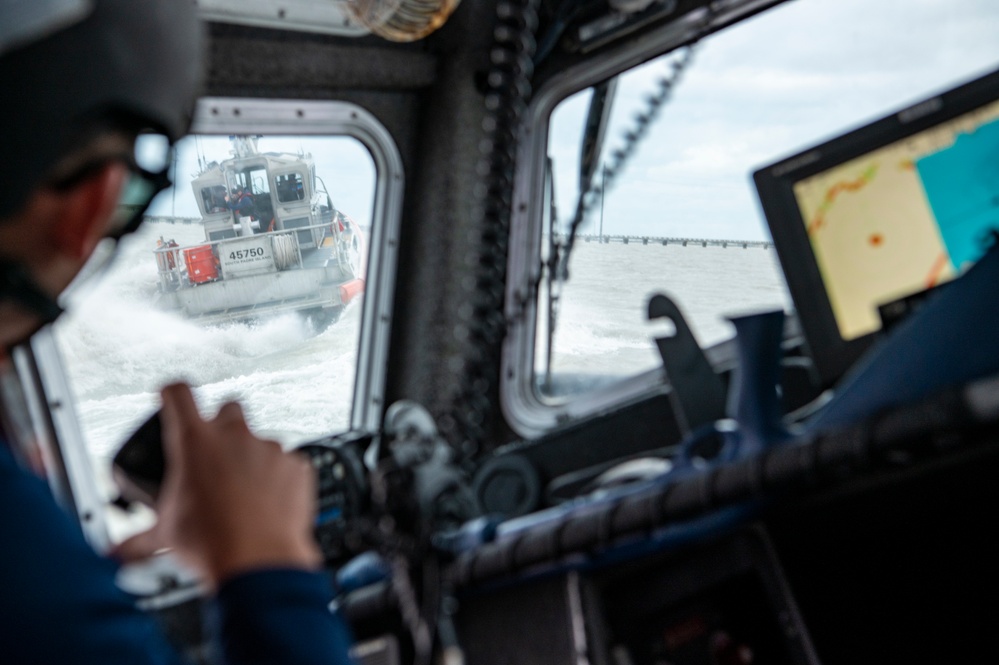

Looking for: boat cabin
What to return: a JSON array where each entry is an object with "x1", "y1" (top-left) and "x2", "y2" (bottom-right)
[{"x1": 192, "y1": 136, "x2": 331, "y2": 250}]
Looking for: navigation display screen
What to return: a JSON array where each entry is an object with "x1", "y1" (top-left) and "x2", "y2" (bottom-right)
[
  {"x1": 754, "y1": 66, "x2": 999, "y2": 386},
  {"x1": 791, "y1": 101, "x2": 999, "y2": 340}
]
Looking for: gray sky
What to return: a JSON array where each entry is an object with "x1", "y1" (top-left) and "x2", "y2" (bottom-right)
[{"x1": 549, "y1": 0, "x2": 999, "y2": 240}]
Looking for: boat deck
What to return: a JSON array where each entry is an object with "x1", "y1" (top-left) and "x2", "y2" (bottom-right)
[{"x1": 300, "y1": 239, "x2": 337, "y2": 269}]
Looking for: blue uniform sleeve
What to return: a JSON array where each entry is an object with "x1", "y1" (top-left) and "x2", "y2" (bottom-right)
[
  {"x1": 227, "y1": 195, "x2": 253, "y2": 214},
  {"x1": 0, "y1": 442, "x2": 353, "y2": 664},
  {"x1": 211, "y1": 570, "x2": 355, "y2": 665}
]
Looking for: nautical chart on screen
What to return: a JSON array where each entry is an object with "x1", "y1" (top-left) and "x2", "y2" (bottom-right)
[{"x1": 792, "y1": 100, "x2": 999, "y2": 340}]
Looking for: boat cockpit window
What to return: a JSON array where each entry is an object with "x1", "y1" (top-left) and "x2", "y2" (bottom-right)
[
  {"x1": 503, "y1": 0, "x2": 999, "y2": 436},
  {"x1": 200, "y1": 185, "x2": 228, "y2": 214},
  {"x1": 230, "y1": 166, "x2": 271, "y2": 199},
  {"x1": 26, "y1": 99, "x2": 404, "y2": 545},
  {"x1": 276, "y1": 172, "x2": 306, "y2": 202}
]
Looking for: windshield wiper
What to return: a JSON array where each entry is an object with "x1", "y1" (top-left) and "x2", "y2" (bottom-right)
[
  {"x1": 543, "y1": 79, "x2": 617, "y2": 389},
  {"x1": 556, "y1": 77, "x2": 618, "y2": 282}
]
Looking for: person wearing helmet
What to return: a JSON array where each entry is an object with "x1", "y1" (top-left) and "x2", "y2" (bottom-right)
[
  {"x1": 226, "y1": 185, "x2": 257, "y2": 220},
  {"x1": 0, "y1": 2, "x2": 351, "y2": 663}
]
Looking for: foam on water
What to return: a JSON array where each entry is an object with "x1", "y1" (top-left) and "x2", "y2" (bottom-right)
[
  {"x1": 54, "y1": 221, "x2": 361, "y2": 460},
  {"x1": 546, "y1": 241, "x2": 790, "y2": 378},
  {"x1": 54, "y1": 222, "x2": 788, "y2": 462}
]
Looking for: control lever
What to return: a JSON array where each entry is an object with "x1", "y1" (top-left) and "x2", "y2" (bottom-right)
[{"x1": 648, "y1": 293, "x2": 727, "y2": 437}]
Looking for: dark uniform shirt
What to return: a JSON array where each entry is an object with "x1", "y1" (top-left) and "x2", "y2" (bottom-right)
[{"x1": 0, "y1": 439, "x2": 353, "y2": 664}]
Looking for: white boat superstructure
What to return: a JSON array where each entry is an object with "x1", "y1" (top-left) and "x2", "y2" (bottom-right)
[{"x1": 152, "y1": 136, "x2": 364, "y2": 325}]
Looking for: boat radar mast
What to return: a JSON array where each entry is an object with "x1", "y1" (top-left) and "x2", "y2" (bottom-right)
[{"x1": 230, "y1": 135, "x2": 261, "y2": 159}]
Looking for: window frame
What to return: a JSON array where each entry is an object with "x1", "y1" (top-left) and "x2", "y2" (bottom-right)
[
  {"x1": 501, "y1": 4, "x2": 769, "y2": 437},
  {"x1": 20, "y1": 97, "x2": 404, "y2": 560},
  {"x1": 148, "y1": 96, "x2": 405, "y2": 436}
]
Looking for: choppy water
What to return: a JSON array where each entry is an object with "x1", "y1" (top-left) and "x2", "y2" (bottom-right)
[
  {"x1": 54, "y1": 220, "x2": 362, "y2": 459},
  {"x1": 545, "y1": 240, "x2": 790, "y2": 380}
]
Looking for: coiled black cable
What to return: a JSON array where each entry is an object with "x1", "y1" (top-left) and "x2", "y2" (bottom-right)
[{"x1": 442, "y1": 0, "x2": 540, "y2": 463}]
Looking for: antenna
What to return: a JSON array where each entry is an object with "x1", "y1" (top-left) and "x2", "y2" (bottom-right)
[
  {"x1": 171, "y1": 148, "x2": 178, "y2": 218},
  {"x1": 230, "y1": 134, "x2": 260, "y2": 158},
  {"x1": 195, "y1": 135, "x2": 205, "y2": 172}
]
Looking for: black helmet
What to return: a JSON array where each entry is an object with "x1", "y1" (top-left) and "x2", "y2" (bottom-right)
[{"x1": 0, "y1": 0, "x2": 204, "y2": 217}]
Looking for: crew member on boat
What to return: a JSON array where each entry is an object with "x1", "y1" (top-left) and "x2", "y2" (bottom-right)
[{"x1": 225, "y1": 185, "x2": 256, "y2": 220}]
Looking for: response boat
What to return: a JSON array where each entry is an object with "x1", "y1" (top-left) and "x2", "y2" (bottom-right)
[{"x1": 152, "y1": 135, "x2": 364, "y2": 326}]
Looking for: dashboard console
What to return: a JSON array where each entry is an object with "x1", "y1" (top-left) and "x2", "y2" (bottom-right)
[{"x1": 455, "y1": 527, "x2": 817, "y2": 665}]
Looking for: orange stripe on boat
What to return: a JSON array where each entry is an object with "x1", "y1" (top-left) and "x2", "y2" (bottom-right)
[{"x1": 339, "y1": 278, "x2": 365, "y2": 304}]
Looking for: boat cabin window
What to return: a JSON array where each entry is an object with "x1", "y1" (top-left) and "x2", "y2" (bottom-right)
[
  {"x1": 200, "y1": 185, "x2": 228, "y2": 214},
  {"x1": 504, "y1": 0, "x2": 999, "y2": 435},
  {"x1": 36, "y1": 100, "x2": 403, "y2": 544},
  {"x1": 276, "y1": 173, "x2": 306, "y2": 203},
  {"x1": 238, "y1": 167, "x2": 270, "y2": 199}
]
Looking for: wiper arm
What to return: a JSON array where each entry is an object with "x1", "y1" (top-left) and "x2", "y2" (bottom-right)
[
  {"x1": 579, "y1": 78, "x2": 618, "y2": 199},
  {"x1": 557, "y1": 77, "x2": 618, "y2": 282}
]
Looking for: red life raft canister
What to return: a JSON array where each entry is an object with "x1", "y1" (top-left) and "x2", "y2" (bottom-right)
[{"x1": 184, "y1": 245, "x2": 219, "y2": 283}]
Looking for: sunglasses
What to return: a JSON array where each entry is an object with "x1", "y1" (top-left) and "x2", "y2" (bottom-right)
[
  {"x1": 29, "y1": 133, "x2": 176, "y2": 322},
  {"x1": 50, "y1": 132, "x2": 174, "y2": 241}
]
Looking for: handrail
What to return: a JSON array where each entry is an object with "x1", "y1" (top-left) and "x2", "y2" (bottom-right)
[
  {"x1": 151, "y1": 219, "x2": 336, "y2": 255},
  {"x1": 152, "y1": 219, "x2": 345, "y2": 289}
]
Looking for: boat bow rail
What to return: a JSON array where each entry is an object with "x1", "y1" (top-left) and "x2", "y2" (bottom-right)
[{"x1": 152, "y1": 219, "x2": 364, "y2": 323}]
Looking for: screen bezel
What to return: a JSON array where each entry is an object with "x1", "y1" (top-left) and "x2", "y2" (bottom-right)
[{"x1": 752, "y1": 66, "x2": 999, "y2": 388}]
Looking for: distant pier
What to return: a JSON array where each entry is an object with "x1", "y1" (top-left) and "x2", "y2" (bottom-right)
[
  {"x1": 566, "y1": 233, "x2": 771, "y2": 249},
  {"x1": 147, "y1": 217, "x2": 771, "y2": 250},
  {"x1": 145, "y1": 215, "x2": 201, "y2": 225}
]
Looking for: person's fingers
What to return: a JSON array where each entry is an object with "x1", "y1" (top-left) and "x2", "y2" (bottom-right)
[
  {"x1": 160, "y1": 384, "x2": 198, "y2": 467},
  {"x1": 214, "y1": 400, "x2": 247, "y2": 427},
  {"x1": 110, "y1": 526, "x2": 169, "y2": 564},
  {"x1": 161, "y1": 383, "x2": 201, "y2": 423}
]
